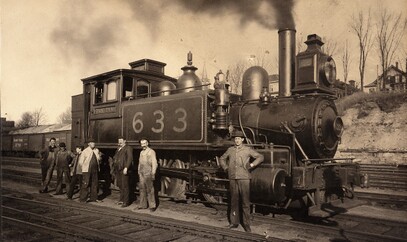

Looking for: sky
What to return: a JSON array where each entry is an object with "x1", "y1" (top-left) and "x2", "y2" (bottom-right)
[{"x1": 1, "y1": 0, "x2": 406, "y2": 124}]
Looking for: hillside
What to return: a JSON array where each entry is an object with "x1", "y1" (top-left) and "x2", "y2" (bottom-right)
[{"x1": 335, "y1": 92, "x2": 407, "y2": 165}]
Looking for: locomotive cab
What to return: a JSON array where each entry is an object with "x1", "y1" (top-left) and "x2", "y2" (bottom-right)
[{"x1": 71, "y1": 59, "x2": 177, "y2": 149}]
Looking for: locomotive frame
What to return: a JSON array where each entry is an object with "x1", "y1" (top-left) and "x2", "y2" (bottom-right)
[{"x1": 71, "y1": 29, "x2": 363, "y2": 215}]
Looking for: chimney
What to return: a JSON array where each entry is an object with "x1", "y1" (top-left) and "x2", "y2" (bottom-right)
[
  {"x1": 396, "y1": 62, "x2": 399, "y2": 69},
  {"x1": 278, "y1": 29, "x2": 296, "y2": 97}
]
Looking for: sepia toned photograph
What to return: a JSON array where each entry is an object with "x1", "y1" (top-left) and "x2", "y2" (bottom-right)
[{"x1": 1, "y1": 0, "x2": 407, "y2": 241}]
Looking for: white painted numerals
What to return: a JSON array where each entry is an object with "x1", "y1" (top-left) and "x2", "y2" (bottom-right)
[
  {"x1": 132, "y1": 108, "x2": 188, "y2": 134},
  {"x1": 151, "y1": 110, "x2": 164, "y2": 133},
  {"x1": 132, "y1": 112, "x2": 143, "y2": 133},
  {"x1": 173, "y1": 108, "x2": 187, "y2": 133}
]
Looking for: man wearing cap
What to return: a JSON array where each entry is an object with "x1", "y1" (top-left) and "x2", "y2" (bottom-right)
[
  {"x1": 113, "y1": 136, "x2": 134, "y2": 207},
  {"x1": 219, "y1": 130, "x2": 264, "y2": 233},
  {"x1": 54, "y1": 142, "x2": 74, "y2": 195},
  {"x1": 79, "y1": 138, "x2": 102, "y2": 203}
]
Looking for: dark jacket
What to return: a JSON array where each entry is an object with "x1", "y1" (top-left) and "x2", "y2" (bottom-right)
[
  {"x1": 39, "y1": 146, "x2": 59, "y2": 162},
  {"x1": 219, "y1": 145, "x2": 264, "y2": 180},
  {"x1": 55, "y1": 149, "x2": 74, "y2": 169},
  {"x1": 113, "y1": 145, "x2": 133, "y2": 172},
  {"x1": 70, "y1": 153, "x2": 82, "y2": 176}
]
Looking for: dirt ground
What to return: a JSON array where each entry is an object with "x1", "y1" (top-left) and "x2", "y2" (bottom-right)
[
  {"x1": 336, "y1": 102, "x2": 407, "y2": 165},
  {"x1": 3, "y1": 179, "x2": 407, "y2": 242}
]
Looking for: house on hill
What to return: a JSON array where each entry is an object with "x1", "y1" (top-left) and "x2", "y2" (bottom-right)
[{"x1": 365, "y1": 62, "x2": 407, "y2": 93}]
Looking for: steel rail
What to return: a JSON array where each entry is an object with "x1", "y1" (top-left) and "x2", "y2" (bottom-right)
[{"x1": 2, "y1": 194, "x2": 280, "y2": 242}]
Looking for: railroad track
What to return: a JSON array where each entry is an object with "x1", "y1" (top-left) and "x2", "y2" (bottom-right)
[
  {"x1": 359, "y1": 163, "x2": 407, "y2": 190},
  {"x1": 3, "y1": 156, "x2": 407, "y2": 241},
  {"x1": 2, "y1": 189, "x2": 275, "y2": 242},
  {"x1": 251, "y1": 211, "x2": 407, "y2": 242},
  {"x1": 3, "y1": 178, "x2": 407, "y2": 242}
]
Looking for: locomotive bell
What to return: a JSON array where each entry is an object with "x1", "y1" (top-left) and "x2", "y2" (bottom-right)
[
  {"x1": 242, "y1": 66, "x2": 269, "y2": 101},
  {"x1": 151, "y1": 80, "x2": 176, "y2": 97},
  {"x1": 177, "y1": 51, "x2": 202, "y2": 93}
]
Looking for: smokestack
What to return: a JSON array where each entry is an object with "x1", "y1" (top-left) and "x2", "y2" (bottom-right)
[{"x1": 278, "y1": 29, "x2": 296, "y2": 97}]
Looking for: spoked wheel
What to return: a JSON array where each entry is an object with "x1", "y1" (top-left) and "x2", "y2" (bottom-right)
[{"x1": 159, "y1": 158, "x2": 187, "y2": 200}]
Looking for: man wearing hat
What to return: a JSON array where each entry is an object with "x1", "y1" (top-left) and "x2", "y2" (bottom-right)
[
  {"x1": 219, "y1": 130, "x2": 264, "y2": 232},
  {"x1": 54, "y1": 142, "x2": 74, "y2": 195},
  {"x1": 113, "y1": 136, "x2": 134, "y2": 207},
  {"x1": 79, "y1": 138, "x2": 102, "y2": 203}
]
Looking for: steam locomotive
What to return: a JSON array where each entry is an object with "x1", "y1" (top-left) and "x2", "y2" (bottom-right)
[{"x1": 71, "y1": 29, "x2": 362, "y2": 214}]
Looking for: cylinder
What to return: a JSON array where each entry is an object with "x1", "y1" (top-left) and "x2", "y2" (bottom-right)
[{"x1": 278, "y1": 29, "x2": 296, "y2": 97}]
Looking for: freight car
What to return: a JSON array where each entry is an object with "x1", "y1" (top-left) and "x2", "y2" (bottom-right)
[
  {"x1": 1, "y1": 124, "x2": 71, "y2": 157},
  {"x1": 71, "y1": 29, "x2": 363, "y2": 215}
]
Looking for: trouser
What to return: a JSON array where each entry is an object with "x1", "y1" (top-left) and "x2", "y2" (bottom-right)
[
  {"x1": 138, "y1": 174, "x2": 155, "y2": 208},
  {"x1": 55, "y1": 167, "x2": 71, "y2": 194},
  {"x1": 115, "y1": 170, "x2": 122, "y2": 189},
  {"x1": 40, "y1": 159, "x2": 51, "y2": 184},
  {"x1": 229, "y1": 179, "x2": 251, "y2": 227},
  {"x1": 119, "y1": 172, "x2": 133, "y2": 205},
  {"x1": 67, "y1": 174, "x2": 82, "y2": 199},
  {"x1": 80, "y1": 166, "x2": 98, "y2": 202},
  {"x1": 42, "y1": 159, "x2": 56, "y2": 190}
]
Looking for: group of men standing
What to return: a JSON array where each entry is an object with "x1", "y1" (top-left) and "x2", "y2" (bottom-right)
[
  {"x1": 38, "y1": 130, "x2": 263, "y2": 233},
  {"x1": 39, "y1": 138, "x2": 102, "y2": 203},
  {"x1": 39, "y1": 136, "x2": 158, "y2": 211}
]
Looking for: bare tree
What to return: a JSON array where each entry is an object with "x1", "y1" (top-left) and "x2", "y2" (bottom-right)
[
  {"x1": 227, "y1": 60, "x2": 247, "y2": 94},
  {"x1": 296, "y1": 35, "x2": 306, "y2": 54},
  {"x1": 342, "y1": 40, "x2": 352, "y2": 95},
  {"x1": 32, "y1": 107, "x2": 47, "y2": 126},
  {"x1": 57, "y1": 107, "x2": 72, "y2": 124},
  {"x1": 251, "y1": 50, "x2": 273, "y2": 71},
  {"x1": 16, "y1": 112, "x2": 35, "y2": 128},
  {"x1": 376, "y1": 8, "x2": 407, "y2": 90},
  {"x1": 351, "y1": 9, "x2": 375, "y2": 92},
  {"x1": 322, "y1": 37, "x2": 338, "y2": 57}
]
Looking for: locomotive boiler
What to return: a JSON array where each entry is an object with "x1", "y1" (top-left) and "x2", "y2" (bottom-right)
[{"x1": 71, "y1": 29, "x2": 362, "y2": 215}]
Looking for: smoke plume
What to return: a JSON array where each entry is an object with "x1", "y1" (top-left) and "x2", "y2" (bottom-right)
[
  {"x1": 50, "y1": 1, "x2": 125, "y2": 67},
  {"x1": 174, "y1": 0, "x2": 295, "y2": 29}
]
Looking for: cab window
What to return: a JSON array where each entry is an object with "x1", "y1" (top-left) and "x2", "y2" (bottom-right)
[
  {"x1": 94, "y1": 79, "x2": 117, "y2": 104},
  {"x1": 123, "y1": 76, "x2": 133, "y2": 98},
  {"x1": 106, "y1": 81, "x2": 117, "y2": 101},
  {"x1": 136, "y1": 80, "x2": 150, "y2": 98}
]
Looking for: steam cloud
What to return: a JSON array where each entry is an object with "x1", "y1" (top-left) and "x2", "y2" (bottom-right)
[
  {"x1": 50, "y1": 0, "x2": 295, "y2": 67},
  {"x1": 172, "y1": 0, "x2": 296, "y2": 30},
  {"x1": 50, "y1": 1, "x2": 125, "y2": 67}
]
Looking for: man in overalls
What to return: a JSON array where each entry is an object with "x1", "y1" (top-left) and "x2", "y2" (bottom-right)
[{"x1": 135, "y1": 138, "x2": 157, "y2": 212}]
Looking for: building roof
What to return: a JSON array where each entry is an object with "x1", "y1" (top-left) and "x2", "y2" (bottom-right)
[
  {"x1": 364, "y1": 64, "x2": 406, "y2": 88},
  {"x1": 9, "y1": 124, "x2": 71, "y2": 135}
]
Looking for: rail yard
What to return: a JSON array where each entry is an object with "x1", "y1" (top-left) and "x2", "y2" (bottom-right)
[{"x1": 2, "y1": 156, "x2": 407, "y2": 241}]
